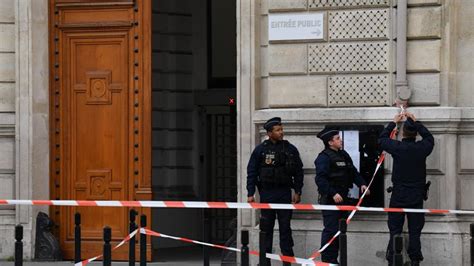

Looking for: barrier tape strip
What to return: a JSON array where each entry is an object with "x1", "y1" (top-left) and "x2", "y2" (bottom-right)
[
  {"x1": 140, "y1": 228, "x2": 335, "y2": 266},
  {"x1": 75, "y1": 227, "x2": 334, "y2": 266},
  {"x1": 0, "y1": 199, "x2": 472, "y2": 215},
  {"x1": 308, "y1": 116, "x2": 399, "y2": 260},
  {"x1": 75, "y1": 229, "x2": 138, "y2": 266}
]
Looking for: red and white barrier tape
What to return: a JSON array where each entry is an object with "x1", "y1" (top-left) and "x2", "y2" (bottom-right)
[
  {"x1": 0, "y1": 199, "x2": 472, "y2": 215},
  {"x1": 75, "y1": 227, "x2": 334, "y2": 266},
  {"x1": 75, "y1": 229, "x2": 138, "y2": 266},
  {"x1": 140, "y1": 228, "x2": 335, "y2": 266}
]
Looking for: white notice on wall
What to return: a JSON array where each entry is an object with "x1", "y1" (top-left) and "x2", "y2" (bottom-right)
[
  {"x1": 268, "y1": 13, "x2": 325, "y2": 41},
  {"x1": 342, "y1": 131, "x2": 360, "y2": 199}
]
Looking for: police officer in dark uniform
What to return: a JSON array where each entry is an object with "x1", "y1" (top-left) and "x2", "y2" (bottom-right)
[
  {"x1": 379, "y1": 112, "x2": 434, "y2": 266},
  {"x1": 247, "y1": 117, "x2": 304, "y2": 265},
  {"x1": 315, "y1": 127, "x2": 369, "y2": 264}
]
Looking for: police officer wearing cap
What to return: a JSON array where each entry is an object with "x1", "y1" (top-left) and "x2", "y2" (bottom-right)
[
  {"x1": 247, "y1": 117, "x2": 304, "y2": 265},
  {"x1": 315, "y1": 127, "x2": 369, "y2": 264},
  {"x1": 379, "y1": 112, "x2": 434, "y2": 266}
]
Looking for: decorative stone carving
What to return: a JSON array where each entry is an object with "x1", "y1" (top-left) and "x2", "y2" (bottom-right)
[
  {"x1": 329, "y1": 9, "x2": 390, "y2": 40},
  {"x1": 328, "y1": 75, "x2": 389, "y2": 106},
  {"x1": 34, "y1": 212, "x2": 62, "y2": 261},
  {"x1": 309, "y1": 42, "x2": 390, "y2": 73},
  {"x1": 309, "y1": 0, "x2": 390, "y2": 9}
]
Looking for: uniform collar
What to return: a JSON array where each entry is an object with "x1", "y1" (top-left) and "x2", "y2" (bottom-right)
[{"x1": 264, "y1": 139, "x2": 282, "y2": 145}]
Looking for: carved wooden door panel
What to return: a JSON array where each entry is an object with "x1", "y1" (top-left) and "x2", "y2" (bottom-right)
[{"x1": 49, "y1": 0, "x2": 151, "y2": 260}]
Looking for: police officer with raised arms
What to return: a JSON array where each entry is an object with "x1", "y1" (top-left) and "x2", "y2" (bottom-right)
[
  {"x1": 315, "y1": 127, "x2": 369, "y2": 264},
  {"x1": 379, "y1": 112, "x2": 434, "y2": 266},
  {"x1": 247, "y1": 117, "x2": 304, "y2": 265}
]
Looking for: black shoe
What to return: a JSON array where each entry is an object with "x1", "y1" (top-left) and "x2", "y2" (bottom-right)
[{"x1": 411, "y1": 261, "x2": 420, "y2": 266}]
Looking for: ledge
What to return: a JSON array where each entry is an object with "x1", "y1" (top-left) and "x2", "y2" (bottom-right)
[{"x1": 253, "y1": 107, "x2": 474, "y2": 123}]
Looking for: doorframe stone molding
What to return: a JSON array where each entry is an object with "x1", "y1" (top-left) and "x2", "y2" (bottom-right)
[{"x1": 14, "y1": 0, "x2": 50, "y2": 258}]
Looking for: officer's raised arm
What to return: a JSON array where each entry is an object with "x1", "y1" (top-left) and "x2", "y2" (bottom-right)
[{"x1": 378, "y1": 114, "x2": 404, "y2": 155}]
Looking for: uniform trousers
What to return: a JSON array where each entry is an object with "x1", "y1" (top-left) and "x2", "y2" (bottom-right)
[{"x1": 260, "y1": 187, "x2": 294, "y2": 265}]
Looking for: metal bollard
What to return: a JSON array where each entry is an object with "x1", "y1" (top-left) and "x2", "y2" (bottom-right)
[
  {"x1": 103, "y1": 226, "x2": 112, "y2": 266},
  {"x1": 15, "y1": 224, "x2": 23, "y2": 266},
  {"x1": 74, "y1": 212, "x2": 81, "y2": 263},
  {"x1": 140, "y1": 214, "x2": 147, "y2": 266},
  {"x1": 129, "y1": 209, "x2": 137, "y2": 266},
  {"x1": 470, "y1": 223, "x2": 473, "y2": 266},
  {"x1": 241, "y1": 230, "x2": 249, "y2": 266},
  {"x1": 393, "y1": 235, "x2": 404, "y2": 266},
  {"x1": 339, "y1": 219, "x2": 347, "y2": 266},
  {"x1": 259, "y1": 230, "x2": 266, "y2": 266}
]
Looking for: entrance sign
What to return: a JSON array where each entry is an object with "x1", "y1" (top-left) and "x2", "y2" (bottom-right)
[{"x1": 268, "y1": 12, "x2": 325, "y2": 41}]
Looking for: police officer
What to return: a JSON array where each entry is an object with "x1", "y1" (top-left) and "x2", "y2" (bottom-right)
[
  {"x1": 315, "y1": 127, "x2": 369, "y2": 264},
  {"x1": 247, "y1": 117, "x2": 304, "y2": 265},
  {"x1": 379, "y1": 112, "x2": 434, "y2": 266}
]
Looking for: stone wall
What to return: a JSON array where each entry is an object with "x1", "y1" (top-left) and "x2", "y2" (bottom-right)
[
  {"x1": 0, "y1": 0, "x2": 18, "y2": 257},
  {"x1": 407, "y1": 0, "x2": 443, "y2": 106},
  {"x1": 0, "y1": 0, "x2": 49, "y2": 259},
  {"x1": 456, "y1": 0, "x2": 474, "y2": 107},
  {"x1": 258, "y1": 0, "x2": 445, "y2": 109},
  {"x1": 260, "y1": 0, "x2": 394, "y2": 108},
  {"x1": 237, "y1": 0, "x2": 474, "y2": 265}
]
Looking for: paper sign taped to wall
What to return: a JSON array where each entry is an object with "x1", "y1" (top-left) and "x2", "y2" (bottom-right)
[{"x1": 342, "y1": 131, "x2": 360, "y2": 199}]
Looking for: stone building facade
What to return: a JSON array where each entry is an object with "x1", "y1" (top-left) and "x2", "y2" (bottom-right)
[
  {"x1": 237, "y1": 0, "x2": 474, "y2": 265},
  {"x1": 0, "y1": 0, "x2": 472, "y2": 264}
]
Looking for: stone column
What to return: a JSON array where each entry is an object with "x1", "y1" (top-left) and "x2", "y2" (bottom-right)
[
  {"x1": 237, "y1": 0, "x2": 259, "y2": 264},
  {"x1": 15, "y1": 0, "x2": 49, "y2": 258}
]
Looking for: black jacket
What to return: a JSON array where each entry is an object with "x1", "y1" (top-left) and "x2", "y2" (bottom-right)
[{"x1": 378, "y1": 118, "x2": 434, "y2": 188}]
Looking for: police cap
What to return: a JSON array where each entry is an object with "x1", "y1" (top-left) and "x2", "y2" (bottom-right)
[
  {"x1": 317, "y1": 127, "x2": 339, "y2": 143},
  {"x1": 403, "y1": 117, "x2": 417, "y2": 134},
  {"x1": 264, "y1": 117, "x2": 282, "y2": 131}
]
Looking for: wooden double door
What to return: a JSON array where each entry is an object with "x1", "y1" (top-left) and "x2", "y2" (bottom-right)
[{"x1": 49, "y1": 0, "x2": 151, "y2": 260}]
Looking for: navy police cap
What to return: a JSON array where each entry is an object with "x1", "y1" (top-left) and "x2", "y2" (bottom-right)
[
  {"x1": 317, "y1": 127, "x2": 339, "y2": 142},
  {"x1": 403, "y1": 117, "x2": 417, "y2": 133},
  {"x1": 264, "y1": 117, "x2": 282, "y2": 131}
]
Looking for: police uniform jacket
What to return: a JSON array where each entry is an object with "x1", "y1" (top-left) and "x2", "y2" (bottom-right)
[
  {"x1": 246, "y1": 139, "x2": 304, "y2": 198},
  {"x1": 315, "y1": 149, "x2": 367, "y2": 198}
]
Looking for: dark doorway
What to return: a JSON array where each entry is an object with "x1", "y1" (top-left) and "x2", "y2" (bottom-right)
[
  {"x1": 150, "y1": 0, "x2": 237, "y2": 263},
  {"x1": 335, "y1": 125, "x2": 386, "y2": 207}
]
